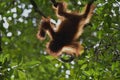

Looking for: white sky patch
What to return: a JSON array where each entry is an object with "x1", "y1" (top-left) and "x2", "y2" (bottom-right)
[
  {"x1": 92, "y1": 32, "x2": 97, "y2": 37},
  {"x1": 21, "y1": 3, "x2": 25, "y2": 9},
  {"x1": 11, "y1": 75, "x2": 15, "y2": 79},
  {"x1": 24, "y1": 20, "x2": 28, "y2": 24},
  {"x1": 97, "y1": 2, "x2": 107, "y2": 7},
  {"x1": 21, "y1": 9, "x2": 32, "y2": 17},
  {"x1": 18, "y1": 18, "x2": 23, "y2": 22},
  {"x1": 77, "y1": 1, "x2": 81, "y2": 5},
  {"x1": 105, "y1": 0, "x2": 108, "y2": 2},
  {"x1": 11, "y1": 7, "x2": 17, "y2": 13},
  {"x1": 55, "y1": 64, "x2": 59, "y2": 67},
  {"x1": 7, "y1": 32, "x2": 12, "y2": 37},
  {"x1": 115, "y1": 23, "x2": 119, "y2": 26},
  {"x1": 3, "y1": 17, "x2": 9, "y2": 29},
  {"x1": 111, "y1": 9, "x2": 116, "y2": 16},
  {"x1": 89, "y1": 77, "x2": 92, "y2": 80},
  {"x1": 17, "y1": 0, "x2": 20, "y2": 4},
  {"x1": 32, "y1": 18, "x2": 36, "y2": 23},
  {"x1": 17, "y1": 3, "x2": 25, "y2": 9},
  {"x1": 14, "y1": 19, "x2": 17, "y2": 24},
  {"x1": 3, "y1": 22, "x2": 9, "y2": 29},
  {"x1": 28, "y1": 4, "x2": 33, "y2": 8},
  {"x1": 94, "y1": 43, "x2": 100, "y2": 49},
  {"x1": 43, "y1": 51, "x2": 47, "y2": 55},
  {"x1": 17, "y1": 30, "x2": 21, "y2": 36},
  {"x1": 18, "y1": 4, "x2": 22, "y2": 8},
  {"x1": 113, "y1": 2, "x2": 120, "y2": 13},
  {"x1": 65, "y1": 75, "x2": 69, "y2": 79},
  {"x1": 66, "y1": 70, "x2": 70, "y2": 75},
  {"x1": 71, "y1": 66, "x2": 74, "y2": 69},
  {"x1": 3, "y1": 17, "x2": 6, "y2": 20},
  {"x1": 61, "y1": 66, "x2": 64, "y2": 69},
  {"x1": 71, "y1": 61, "x2": 75, "y2": 65},
  {"x1": 13, "y1": 13, "x2": 17, "y2": 18},
  {"x1": 5, "y1": 42, "x2": 8, "y2": 45},
  {"x1": 7, "y1": 10, "x2": 10, "y2": 14},
  {"x1": 113, "y1": 1, "x2": 120, "y2": 7},
  {"x1": 32, "y1": 18, "x2": 37, "y2": 26},
  {"x1": 8, "y1": 17, "x2": 12, "y2": 20}
]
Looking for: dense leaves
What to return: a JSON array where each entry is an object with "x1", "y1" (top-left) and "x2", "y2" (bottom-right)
[{"x1": 0, "y1": 0, "x2": 120, "y2": 80}]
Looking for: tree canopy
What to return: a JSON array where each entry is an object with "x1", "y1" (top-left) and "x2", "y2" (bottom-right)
[{"x1": 0, "y1": 0, "x2": 120, "y2": 80}]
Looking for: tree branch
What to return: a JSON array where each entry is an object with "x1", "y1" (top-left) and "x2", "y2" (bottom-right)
[
  {"x1": 29, "y1": 0, "x2": 47, "y2": 18},
  {"x1": 50, "y1": 0, "x2": 58, "y2": 7}
]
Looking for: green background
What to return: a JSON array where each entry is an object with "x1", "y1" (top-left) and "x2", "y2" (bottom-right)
[{"x1": 0, "y1": 0, "x2": 120, "y2": 80}]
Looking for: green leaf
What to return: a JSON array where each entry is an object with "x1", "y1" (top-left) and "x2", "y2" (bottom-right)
[
  {"x1": 83, "y1": 71, "x2": 91, "y2": 76},
  {"x1": 18, "y1": 70, "x2": 26, "y2": 80},
  {"x1": 81, "y1": 64, "x2": 87, "y2": 70},
  {"x1": 23, "y1": 61, "x2": 40, "y2": 68}
]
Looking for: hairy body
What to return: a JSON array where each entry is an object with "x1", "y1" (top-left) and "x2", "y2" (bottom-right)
[{"x1": 37, "y1": 1, "x2": 95, "y2": 57}]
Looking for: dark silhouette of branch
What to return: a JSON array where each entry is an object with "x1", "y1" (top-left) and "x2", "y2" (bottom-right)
[
  {"x1": 29, "y1": 0, "x2": 47, "y2": 18},
  {"x1": 50, "y1": 0, "x2": 58, "y2": 7}
]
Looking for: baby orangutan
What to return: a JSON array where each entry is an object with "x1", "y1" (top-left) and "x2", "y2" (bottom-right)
[{"x1": 37, "y1": 1, "x2": 95, "y2": 58}]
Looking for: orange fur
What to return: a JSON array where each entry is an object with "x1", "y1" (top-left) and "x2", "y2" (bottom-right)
[{"x1": 37, "y1": 2, "x2": 95, "y2": 57}]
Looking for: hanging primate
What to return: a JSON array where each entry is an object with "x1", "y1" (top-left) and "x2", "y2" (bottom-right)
[{"x1": 37, "y1": 1, "x2": 95, "y2": 57}]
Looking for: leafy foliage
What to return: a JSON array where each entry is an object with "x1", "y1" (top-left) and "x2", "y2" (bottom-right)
[{"x1": 0, "y1": 0, "x2": 120, "y2": 80}]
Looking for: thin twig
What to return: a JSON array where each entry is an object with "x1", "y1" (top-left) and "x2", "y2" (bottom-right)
[
  {"x1": 29, "y1": 0, "x2": 47, "y2": 18},
  {"x1": 50, "y1": 0, "x2": 58, "y2": 7}
]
